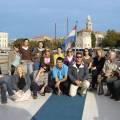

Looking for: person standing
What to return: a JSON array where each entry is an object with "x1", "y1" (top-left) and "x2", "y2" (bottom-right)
[
  {"x1": 9, "y1": 44, "x2": 21, "y2": 75},
  {"x1": 53, "y1": 47, "x2": 64, "y2": 65},
  {"x1": 20, "y1": 39, "x2": 33, "y2": 74},
  {"x1": 64, "y1": 48, "x2": 75, "y2": 66}
]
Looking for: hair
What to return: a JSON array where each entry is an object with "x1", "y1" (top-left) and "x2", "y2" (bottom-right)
[
  {"x1": 41, "y1": 64, "x2": 48, "y2": 72},
  {"x1": 56, "y1": 57, "x2": 64, "y2": 62},
  {"x1": 95, "y1": 48, "x2": 104, "y2": 57},
  {"x1": 38, "y1": 41, "x2": 44, "y2": 47},
  {"x1": 16, "y1": 64, "x2": 25, "y2": 76},
  {"x1": 76, "y1": 52, "x2": 83, "y2": 57},
  {"x1": 22, "y1": 38, "x2": 29, "y2": 46},
  {"x1": 66, "y1": 48, "x2": 73, "y2": 54},
  {"x1": 57, "y1": 47, "x2": 62, "y2": 50},
  {"x1": 83, "y1": 48, "x2": 90, "y2": 56},
  {"x1": 108, "y1": 50, "x2": 116, "y2": 57},
  {"x1": 13, "y1": 44, "x2": 20, "y2": 49},
  {"x1": 23, "y1": 38, "x2": 29, "y2": 42}
]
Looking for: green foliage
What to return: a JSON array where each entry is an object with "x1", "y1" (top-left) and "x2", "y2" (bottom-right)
[
  {"x1": 29, "y1": 41, "x2": 37, "y2": 49},
  {"x1": 91, "y1": 32, "x2": 96, "y2": 48},
  {"x1": 13, "y1": 37, "x2": 65, "y2": 50},
  {"x1": 102, "y1": 29, "x2": 120, "y2": 48}
]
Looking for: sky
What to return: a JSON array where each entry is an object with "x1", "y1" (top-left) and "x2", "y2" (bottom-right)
[{"x1": 0, "y1": 0, "x2": 120, "y2": 39}]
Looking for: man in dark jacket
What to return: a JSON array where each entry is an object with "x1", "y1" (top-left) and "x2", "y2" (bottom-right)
[{"x1": 68, "y1": 52, "x2": 90, "y2": 97}]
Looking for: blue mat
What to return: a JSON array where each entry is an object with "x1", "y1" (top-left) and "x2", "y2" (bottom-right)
[{"x1": 32, "y1": 94, "x2": 86, "y2": 120}]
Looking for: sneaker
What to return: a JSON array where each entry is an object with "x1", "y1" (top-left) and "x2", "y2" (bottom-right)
[
  {"x1": 40, "y1": 92, "x2": 45, "y2": 96},
  {"x1": 33, "y1": 95, "x2": 37, "y2": 99},
  {"x1": 105, "y1": 91, "x2": 111, "y2": 96},
  {"x1": 10, "y1": 95, "x2": 17, "y2": 101},
  {"x1": 1, "y1": 101, "x2": 7, "y2": 104},
  {"x1": 57, "y1": 90, "x2": 62, "y2": 96},
  {"x1": 80, "y1": 93, "x2": 86, "y2": 97}
]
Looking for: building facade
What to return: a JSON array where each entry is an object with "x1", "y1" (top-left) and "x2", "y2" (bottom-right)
[
  {"x1": 0, "y1": 32, "x2": 8, "y2": 48},
  {"x1": 95, "y1": 32, "x2": 106, "y2": 47},
  {"x1": 76, "y1": 16, "x2": 92, "y2": 49}
]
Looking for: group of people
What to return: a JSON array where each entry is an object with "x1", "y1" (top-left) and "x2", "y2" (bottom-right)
[{"x1": 0, "y1": 38, "x2": 120, "y2": 104}]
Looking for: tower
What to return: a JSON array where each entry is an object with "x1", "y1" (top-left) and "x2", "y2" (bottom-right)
[{"x1": 86, "y1": 15, "x2": 92, "y2": 31}]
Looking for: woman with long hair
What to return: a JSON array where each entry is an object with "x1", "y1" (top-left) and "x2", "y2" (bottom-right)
[
  {"x1": 40, "y1": 48, "x2": 53, "y2": 71},
  {"x1": 30, "y1": 64, "x2": 48, "y2": 99},
  {"x1": 83, "y1": 48, "x2": 92, "y2": 72},
  {"x1": 91, "y1": 48, "x2": 106, "y2": 89},
  {"x1": 11, "y1": 64, "x2": 31, "y2": 101},
  {"x1": 64, "y1": 48, "x2": 75, "y2": 66}
]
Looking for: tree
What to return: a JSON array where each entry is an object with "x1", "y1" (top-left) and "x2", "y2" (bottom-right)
[
  {"x1": 102, "y1": 29, "x2": 120, "y2": 48},
  {"x1": 91, "y1": 32, "x2": 96, "y2": 48}
]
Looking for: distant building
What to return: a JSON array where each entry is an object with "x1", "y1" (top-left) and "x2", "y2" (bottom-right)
[
  {"x1": 0, "y1": 32, "x2": 8, "y2": 48},
  {"x1": 31, "y1": 35, "x2": 53, "y2": 42},
  {"x1": 76, "y1": 16, "x2": 92, "y2": 49},
  {"x1": 75, "y1": 16, "x2": 107, "y2": 49},
  {"x1": 95, "y1": 32, "x2": 106, "y2": 47}
]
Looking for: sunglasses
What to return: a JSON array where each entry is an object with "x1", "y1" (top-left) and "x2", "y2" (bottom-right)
[
  {"x1": 76, "y1": 56, "x2": 82, "y2": 58},
  {"x1": 42, "y1": 67, "x2": 47, "y2": 71}
]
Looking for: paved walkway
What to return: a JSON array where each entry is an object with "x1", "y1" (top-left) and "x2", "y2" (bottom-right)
[
  {"x1": 0, "y1": 91, "x2": 120, "y2": 120},
  {"x1": 82, "y1": 91, "x2": 120, "y2": 120}
]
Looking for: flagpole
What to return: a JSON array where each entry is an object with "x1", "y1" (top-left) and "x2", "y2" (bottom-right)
[
  {"x1": 75, "y1": 20, "x2": 78, "y2": 56},
  {"x1": 55, "y1": 23, "x2": 56, "y2": 41},
  {"x1": 66, "y1": 17, "x2": 69, "y2": 36}
]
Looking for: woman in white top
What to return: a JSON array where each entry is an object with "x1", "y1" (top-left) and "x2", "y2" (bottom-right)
[{"x1": 9, "y1": 44, "x2": 21, "y2": 75}]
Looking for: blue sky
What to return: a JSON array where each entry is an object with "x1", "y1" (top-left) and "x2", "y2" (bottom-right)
[{"x1": 0, "y1": 0, "x2": 120, "y2": 39}]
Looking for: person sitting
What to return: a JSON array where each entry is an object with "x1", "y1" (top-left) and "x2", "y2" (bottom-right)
[
  {"x1": 91, "y1": 48, "x2": 105, "y2": 89},
  {"x1": 68, "y1": 52, "x2": 90, "y2": 97},
  {"x1": 30, "y1": 64, "x2": 48, "y2": 99},
  {"x1": 97, "y1": 50, "x2": 118, "y2": 95},
  {"x1": 11, "y1": 64, "x2": 31, "y2": 102},
  {"x1": 0, "y1": 75, "x2": 17, "y2": 104},
  {"x1": 107, "y1": 70, "x2": 120, "y2": 101},
  {"x1": 52, "y1": 57, "x2": 69, "y2": 95}
]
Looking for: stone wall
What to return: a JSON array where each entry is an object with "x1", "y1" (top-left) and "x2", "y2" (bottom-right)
[{"x1": 0, "y1": 53, "x2": 9, "y2": 74}]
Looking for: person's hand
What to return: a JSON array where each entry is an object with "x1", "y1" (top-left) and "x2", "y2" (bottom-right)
[
  {"x1": 74, "y1": 80, "x2": 81, "y2": 86},
  {"x1": 55, "y1": 81, "x2": 61, "y2": 88},
  {"x1": 92, "y1": 67, "x2": 96, "y2": 70}
]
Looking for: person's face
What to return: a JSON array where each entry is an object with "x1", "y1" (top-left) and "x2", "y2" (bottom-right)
[
  {"x1": 24, "y1": 40, "x2": 29, "y2": 46},
  {"x1": 41, "y1": 66, "x2": 47, "y2": 72},
  {"x1": 39, "y1": 42, "x2": 43, "y2": 48},
  {"x1": 14, "y1": 47, "x2": 19, "y2": 52},
  {"x1": 67, "y1": 50, "x2": 73, "y2": 56},
  {"x1": 97, "y1": 51, "x2": 102, "y2": 57},
  {"x1": 109, "y1": 52, "x2": 116, "y2": 61},
  {"x1": 36, "y1": 53, "x2": 40, "y2": 57},
  {"x1": 56, "y1": 60, "x2": 63, "y2": 68},
  {"x1": 45, "y1": 50, "x2": 50, "y2": 56},
  {"x1": 84, "y1": 49, "x2": 89, "y2": 55},
  {"x1": 76, "y1": 54, "x2": 83, "y2": 63},
  {"x1": 17, "y1": 67, "x2": 23, "y2": 75},
  {"x1": 57, "y1": 48, "x2": 62, "y2": 54}
]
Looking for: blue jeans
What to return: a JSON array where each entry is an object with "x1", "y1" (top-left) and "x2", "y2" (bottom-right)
[
  {"x1": 22, "y1": 62, "x2": 33, "y2": 74},
  {"x1": 0, "y1": 76, "x2": 14, "y2": 103}
]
